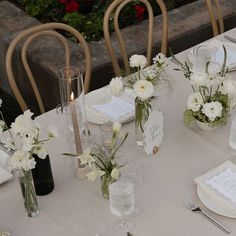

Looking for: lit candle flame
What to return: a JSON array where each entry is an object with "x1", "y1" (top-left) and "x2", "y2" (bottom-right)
[{"x1": 70, "y1": 92, "x2": 74, "y2": 101}]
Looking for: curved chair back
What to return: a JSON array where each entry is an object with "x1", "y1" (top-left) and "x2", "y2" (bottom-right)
[
  {"x1": 5, "y1": 22, "x2": 91, "y2": 113},
  {"x1": 103, "y1": 0, "x2": 168, "y2": 76},
  {"x1": 206, "y1": 0, "x2": 224, "y2": 36}
]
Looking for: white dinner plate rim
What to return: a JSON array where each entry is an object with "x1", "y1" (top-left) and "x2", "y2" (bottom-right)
[{"x1": 197, "y1": 186, "x2": 236, "y2": 218}]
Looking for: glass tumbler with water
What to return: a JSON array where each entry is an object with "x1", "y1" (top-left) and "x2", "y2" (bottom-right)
[
  {"x1": 109, "y1": 180, "x2": 134, "y2": 234},
  {"x1": 230, "y1": 118, "x2": 236, "y2": 150}
]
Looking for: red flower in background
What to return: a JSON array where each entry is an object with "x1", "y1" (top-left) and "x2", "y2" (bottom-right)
[
  {"x1": 134, "y1": 5, "x2": 145, "y2": 20},
  {"x1": 58, "y1": 0, "x2": 79, "y2": 13}
]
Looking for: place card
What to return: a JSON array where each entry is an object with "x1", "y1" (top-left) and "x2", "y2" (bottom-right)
[{"x1": 143, "y1": 109, "x2": 164, "y2": 157}]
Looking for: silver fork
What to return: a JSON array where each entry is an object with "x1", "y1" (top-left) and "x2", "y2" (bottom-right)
[{"x1": 184, "y1": 198, "x2": 231, "y2": 234}]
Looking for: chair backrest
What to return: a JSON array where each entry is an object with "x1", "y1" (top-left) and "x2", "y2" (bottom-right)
[
  {"x1": 206, "y1": 0, "x2": 224, "y2": 36},
  {"x1": 5, "y1": 22, "x2": 91, "y2": 114},
  {"x1": 103, "y1": 0, "x2": 168, "y2": 76}
]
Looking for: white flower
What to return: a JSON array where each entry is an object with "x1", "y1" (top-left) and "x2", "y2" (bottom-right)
[
  {"x1": 0, "y1": 99, "x2": 2, "y2": 107},
  {"x1": 9, "y1": 150, "x2": 36, "y2": 171},
  {"x1": 48, "y1": 125, "x2": 59, "y2": 138},
  {"x1": 202, "y1": 101, "x2": 223, "y2": 121},
  {"x1": 112, "y1": 122, "x2": 121, "y2": 133},
  {"x1": 77, "y1": 152, "x2": 94, "y2": 167},
  {"x1": 109, "y1": 77, "x2": 124, "y2": 97},
  {"x1": 187, "y1": 92, "x2": 204, "y2": 112},
  {"x1": 33, "y1": 144, "x2": 48, "y2": 159},
  {"x1": 190, "y1": 72, "x2": 208, "y2": 87},
  {"x1": 133, "y1": 79, "x2": 154, "y2": 100},
  {"x1": 208, "y1": 62, "x2": 222, "y2": 77},
  {"x1": 111, "y1": 167, "x2": 120, "y2": 180},
  {"x1": 153, "y1": 53, "x2": 168, "y2": 67},
  {"x1": 86, "y1": 168, "x2": 106, "y2": 182},
  {"x1": 143, "y1": 67, "x2": 157, "y2": 80},
  {"x1": 21, "y1": 136, "x2": 34, "y2": 152},
  {"x1": 220, "y1": 79, "x2": 236, "y2": 96},
  {"x1": 129, "y1": 55, "x2": 148, "y2": 69}
]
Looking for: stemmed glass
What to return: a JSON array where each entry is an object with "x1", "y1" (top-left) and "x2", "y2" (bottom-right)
[{"x1": 109, "y1": 180, "x2": 135, "y2": 235}]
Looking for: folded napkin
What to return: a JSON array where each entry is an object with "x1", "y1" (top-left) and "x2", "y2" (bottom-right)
[
  {"x1": 92, "y1": 96, "x2": 134, "y2": 123},
  {"x1": 0, "y1": 149, "x2": 12, "y2": 184},
  {"x1": 194, "y1": 161, "x2": 236, "y2": 215},
  {"x1": 189, "y1": 39, "x2": 236, "y2": 70}
]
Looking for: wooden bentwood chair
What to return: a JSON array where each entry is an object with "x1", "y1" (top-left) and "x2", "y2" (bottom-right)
[
  {"x1": 103, "y1": 0, "x2": 168, "y2": 76},
  {"x1": 206, "y1": 0, "x2": 224, "y2": 36},
  {"x1": 5, "y1": 22, "x2": 92, "y2": 114}
]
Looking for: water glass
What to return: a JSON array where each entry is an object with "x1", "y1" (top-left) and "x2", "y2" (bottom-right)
[
  {"x1": 230, "y1": 118, "x2": 236, "y2": 150},
  {"x1": 100, "y1": 122, "x2": 113, "y2": 148},
  {"x1": 109, "y1": 180, "x2": 134, "y2": 234}
]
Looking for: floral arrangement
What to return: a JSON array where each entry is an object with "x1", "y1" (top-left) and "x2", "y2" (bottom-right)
[
  {"x1": 171, "y1": 46, "x2": 236, "y2": 128},
  {"x1": 109, "y1": 53, "x2": 168, "y2": 142},
  {"x1": 64, "y1": 122, "x2": 128, "y2": 198},
  {"x1": 0, "y1": 108, "x2": 57, "y2": 171}
]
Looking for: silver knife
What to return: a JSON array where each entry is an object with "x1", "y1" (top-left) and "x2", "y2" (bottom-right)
[{"x1": 224, "y1": 35, "x2": 236, "y2": 44}]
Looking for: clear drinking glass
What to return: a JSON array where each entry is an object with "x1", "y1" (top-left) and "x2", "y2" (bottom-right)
[
  {"x1": 109, "y1": 180, "x2": 135, "y2": 235},
  {"x1": 229, "y1": 118, "x2": 236, "y2": 150}
]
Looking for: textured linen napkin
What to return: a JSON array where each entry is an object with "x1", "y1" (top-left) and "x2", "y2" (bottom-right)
[
  {"x1": 194, "y1": 161, "x2": 236, "y2": 214},
  {"x1": 189, "y1": 39, "x2": 236, "y2": 70},
  {"x1": 92, "y1": 97, "x2": 134, "y2": 123}
]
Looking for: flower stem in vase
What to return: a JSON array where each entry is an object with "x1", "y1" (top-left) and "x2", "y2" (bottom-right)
[{"x1": 135, "y1": 97, "x2": 151, "y2": 146}]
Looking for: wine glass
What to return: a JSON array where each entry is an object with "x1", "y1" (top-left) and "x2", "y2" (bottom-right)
[{"x1": 109, "y1": 180, "x2": 135, "y2": 235}]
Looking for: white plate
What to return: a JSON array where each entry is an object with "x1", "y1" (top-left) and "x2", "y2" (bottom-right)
[
  {"x1": 85, "y1": 87, "x2": 135, "y2": 125},
  {"x1": 187, "y1": 40, "x2": 236, "y2": 71},
  {"x1": 197, "y1": 186, "x2": 236, "y2": 218}
]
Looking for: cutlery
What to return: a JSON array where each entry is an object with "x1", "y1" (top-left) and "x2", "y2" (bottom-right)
[
  {"x1": 224, "y1": 36, "x2": 236, "y2": 44},
  {"x1": 184, "y1": 198, "x2": 231, "y2": 234}
]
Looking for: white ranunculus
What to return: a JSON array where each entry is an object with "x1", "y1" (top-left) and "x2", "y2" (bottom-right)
[
  {"x1": 109, "y1": 77, "x2": 124, "y2": 97},
  {"x1": 186, "y1": 92, "x2": 204, "y2": 112},
  {"x1": 190, "y1": 72, "x2": 208, "y2": 87},
  {"x1": 112, "y1": 121, "x2": 121, "y2": 133},
  {"x1": 202, "y1": 101, "x2": 223, "y2": 121},
  {"x1": 111, "y1": 167, "x2": 120, "y2": 180},
  {"x1": 133, "y1": 79, "x2": 154, "y2": 100},
  {"x1": 129, "y1": 55, "x2": 148, "y2": 69},
  {"x1": 86, "y1": 168, "x2": 106, "y2": 182},
  {"x1": 220, "y1": 79, "x2": 236, "y2": 96},
  {"x1": 153, "y1": 53, "x2": 168, "y2": 67}
]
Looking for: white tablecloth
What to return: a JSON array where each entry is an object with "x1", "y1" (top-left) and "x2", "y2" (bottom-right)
[{"x1": 1, "y1": 28, "x2": 236, "y2": 236}]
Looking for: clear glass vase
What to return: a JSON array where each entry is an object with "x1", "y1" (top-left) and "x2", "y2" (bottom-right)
[
  {"x1": 100, "y1": 173, "x2": 115, "y2": 199},
  {"x1": 18, "y1": 168, "x2": 39, "y2": 217},
  {"x1": 135, "y1": 97, "x2": 152, "y2": 146}
]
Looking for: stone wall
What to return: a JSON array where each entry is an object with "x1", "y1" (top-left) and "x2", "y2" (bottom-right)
[{"x1": 0, "y1": 0, "x2": 235, "y2": 114}]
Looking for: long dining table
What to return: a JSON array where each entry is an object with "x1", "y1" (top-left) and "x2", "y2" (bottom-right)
[{"x1": 1, "y1": 27, "x2": 236, "y2": 236}]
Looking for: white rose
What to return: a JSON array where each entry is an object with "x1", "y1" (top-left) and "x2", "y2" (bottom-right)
[
  {"x1": 202, "y1": 101, "x2": 223, "y2": 121},
  {"x1": 186, "y1": 92, "x2": 204, "y2": 112},
  {"x1": 112, "y1": 122, "x2": 121, "y2": 133},
  {"x1": 190, "y1": 72, "x2": 208, "y2": 87},
  {"x1": 220, "y1": 79, "x2": 236, "y2": 96},
  {"x1": 129, "y1": 55, "x2": 148, "y2": 69},
  {"x1": 133, "y1": 79, "x2": 154, "y2": 100},
  {"x1": 109, "y1": 77, "x2": 124, "y2": 97},
  {"x1": 111, "y1": 167, "x2": 120, "y2": 180}
]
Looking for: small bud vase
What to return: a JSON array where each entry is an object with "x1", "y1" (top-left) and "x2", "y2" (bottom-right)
[
  {"x1": 135, "y1": 97, "x2": 152, "y2": 146},
  {"x1": 100, "y1": 173, "x2": 115, "y2": 199},
  {"x1": 18, "y1": 168, "x2": 39, "y2": 217}
]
